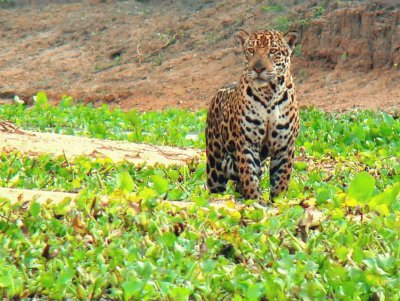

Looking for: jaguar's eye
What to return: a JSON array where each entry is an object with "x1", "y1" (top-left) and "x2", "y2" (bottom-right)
[
  {"x1": 247, "y1": 48, "x2": 255, "y2": 55},
  {"x1": 269, "y1": 48, "x2": 277, "y2": 55}
]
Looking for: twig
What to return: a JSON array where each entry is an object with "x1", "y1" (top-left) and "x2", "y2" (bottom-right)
[
  {"x1": 285, "y1": 229, "x2": 306, "y2": 251},
  {"x1": 94, "y1": 37, "x2": 175, "y2": 74},
  {"x1": 5, "y1": 153, "x2": 18, "y2": 185},
  {"x1": 346, "y1": 248, "x2": 361, "y2": 269},
  {"x1": 0, "y1": 120, "x2": 25, "y2": 135},
  {"x1": 94, "y1": 42, "x2": 144, "y2": 74},
  {"x1": 160, "y1": 33, "x2": 177, "y2": 50},
  {"x1": 136, "y1": 42, "x2": 143, "y2": 64}
]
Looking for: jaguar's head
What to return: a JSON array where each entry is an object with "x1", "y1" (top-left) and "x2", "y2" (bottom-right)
[{"x1": 235, "y1": 29, "x2": 298, "y2": 87}]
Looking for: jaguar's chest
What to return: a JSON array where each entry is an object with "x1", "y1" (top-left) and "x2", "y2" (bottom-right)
[{"x1": 221, "y1": 83, "x2": 294, "y2": 147}]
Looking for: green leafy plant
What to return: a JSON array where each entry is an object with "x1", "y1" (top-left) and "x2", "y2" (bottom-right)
[
  {"x1": 272, "y1": 16, "x2": 292, "y2": 33},
  {"x1": 0, "y1": 0, "x2": 15, "y2": 8},
  {"x1": 314, "y1": 4, "x2": 326, "y2": 17},
  {"x1": 261, "y1": 4, "x2": 285, "y2": 13},
  {"x1": 0, "y1": 93, "x2": 399, "y2": 299},
  {"x1": 151, "y1": 52, "x2": 164, "y2": 66}
]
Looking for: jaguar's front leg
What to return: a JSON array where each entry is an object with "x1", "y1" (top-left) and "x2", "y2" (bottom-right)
[
  {"x1": 236, "y1": 143, "x2": 264, "y2": 203},
  {"x1": 206, "y1": 125, "x2": 228, "y2": 194},
  {"x1": 269, "y1": 143, "x2": 295, "y2": 201}
]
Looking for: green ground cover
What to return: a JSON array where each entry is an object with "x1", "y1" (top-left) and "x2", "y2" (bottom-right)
[{"x1": 0, "y1": 94, "x2": 399, "y2": 300}]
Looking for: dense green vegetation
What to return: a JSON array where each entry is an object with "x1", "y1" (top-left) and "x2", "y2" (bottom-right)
[{"x1": 0, "y1": 94, "x2": 399, "y2": 300}]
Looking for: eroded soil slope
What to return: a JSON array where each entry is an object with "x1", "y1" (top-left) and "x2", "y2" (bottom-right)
[{"x1": 0, "y1": 0, "x2": 399, "y2": 111}]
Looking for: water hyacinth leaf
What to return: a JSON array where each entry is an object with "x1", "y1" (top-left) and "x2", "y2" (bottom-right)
[
  {"x1": 151, "y1": 175, "x2": 169, "y2": 194},
  {"x1": 0, "y1": 272, "x2": 23, "y2": 296},
  {"x1": 76, "y1": 283, "x2": 87, "y2": 299},
  {"x1": 368, "y1": 183, "x2": 400, "y2": 214},
  {"x1": 347, "y1": 172, "x2": 375, "y2": 203},
  {"x1": 351, "y1": 124, "x2": 366, "y2": 141},
  {"x1": 89, "y1": 124, "x2": 108, "y2": 138},
  {"x1": 0, "y1": 104, "x2": 399, "y2": 299},
  {"x1": 168, "y1": 188, "x2": 183, "y2": 201},
  {"x1": 134, "y1": 261, "x2": 154, "y2": 278},
  {"x1": 245, "y1": 283, "x2": 264, "y2": 301},
  {"x1": 116, "y1": 172, "x2": 134, "y2": 192},
  {"x1": 55, "y1": 268, "x2": 74, "y2": 292},
  {"x1": 167, "y1": 169, "x2": 180, "y2": 181},
  {"x1": 201, "y1": 259, "x2": 217, "y2": 273},
  {"x1": 35, "y1": 91, "x2": 49, "y2": 108},
  {"x1": 169, "y1": 287, "x2": 192, "y2": 301},
  {"x1": 29, "y1": 201, "x2": 41, "y2": 217},
  {"x1": 40, "y1": 272, "x2": 55, "y2": 289},
  {"x1": 122, "y1": 279, "x2": 143, "y2": 300},
  {"x1": 138, "y1": 187, "x2": 156, "y2": 201},
  {"x1": 295, "y1": 161, "x2": 307, "y2": 171},
  {"x1": 157, "y1": 231, "x2": 176, "y2": 249},
  {"x1": 0, "y1": 275, "x2": 12, "y2": 290},
  {"x1": 126, "y1": 110, "x2": 141, "y2": 125}
]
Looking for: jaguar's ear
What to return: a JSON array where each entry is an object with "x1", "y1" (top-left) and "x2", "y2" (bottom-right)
[
  {"x1": 234, "y1": 30, "x2": 249, "y2": 47},
  {"x1": 284, "y1": 31, "x2": 298, "y2": 50}
]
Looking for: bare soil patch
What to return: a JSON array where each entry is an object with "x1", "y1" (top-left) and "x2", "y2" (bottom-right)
[
  {"x1": 0, "y1": 187, "x2": 77, "y2": 204},
  {"x1": 0, "y1": 126, "x2": 200, "y2": 166},
  {"x1": 0, "y1": 0, "x2": 398, "y2": 112}
]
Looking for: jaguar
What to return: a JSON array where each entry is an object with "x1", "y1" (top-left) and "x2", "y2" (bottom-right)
[{"x1": 205, "y1": 29, "x2": 300, "y2": 203}]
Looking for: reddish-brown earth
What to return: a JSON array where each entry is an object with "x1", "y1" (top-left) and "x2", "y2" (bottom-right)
[{"x1": 0, "y1": 0, "x2": 399, "y2": 112}]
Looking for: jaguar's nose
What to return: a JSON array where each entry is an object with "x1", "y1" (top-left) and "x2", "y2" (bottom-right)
[{"x1": 253, "y1": 66, "x2": 266, "y2": 74}]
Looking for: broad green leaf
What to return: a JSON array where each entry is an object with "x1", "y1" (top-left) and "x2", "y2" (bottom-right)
[
  {"x1": 138, "y1": 187, "x2": 156, "y2": 201},
  {"x1": 167, "y1": 169, "x2": 180, "y2": 181},
  {"x1": 151, "y1": 175, "x2": 169, "y2": 194},
  {"x1": 157, "y1": 232, "x2": 176, "y2": 249},
  {"x1": 126, "y1": 110, "x2": 140, "y2": 125},
  {"x1": 134, "y1": 261, "x2": 154, "y2": 278},
  {"x1": 201, "y1": 259, "x2": 217, "y2": 273},
  {"x1": 76, "y1": 283, "x2": 87, "y2": 299},
  {"x1": 347, "y1": 172, "x2": 375, "y2": 203},
  {"x1": 35, "y1": 91, "x2": 49, "y2": 108},
  {"x1": 159, "y1": 281, "x2": 173, "y2": 297},
  {"x1": 245, "y1": 283, "x2": 263, "y2": 300},
  {"x1": 369, "y1": 183, "x2": 400, "y2": 210},
  {"x1": 167, "y1": 188, "x2": 183, "y2": 201},
  {"x1": 0, "y1": 273, "x2": 23, "y2": 296},
  {"x1": 169, "y1": 287, "x2": 191, "y2": 301},
  {"x1": 89, "y1": 124, "x2": 107, "y2": 138},
  {"x1": 122, "y1": 279, "x2": 143, "y2": 300},
  {"x1": 375, "y1": 204, "x2": 390, "y2": 216},
  {"x1": 29, "y1": 202, "x2": 41, "y2": 217},
  {"x1": 116, "y1": 172, "x2": 134, "y2": 192},
  {"x1": 40, "y1": 273, "x2": 55, "y2": 289},
  {"x1": 57, "y1": 268, "x2": 73, "y2": 286},
  {"x1": 0, "y1": 276, "x2": 11, "y2": 288},
  {"x1": 351, "y1": 124, "x2": 366, "y2": 141},
  {"x1": 295, "y1": 161, "x2": 307, "y2": 171},
  {"x1": 382, "y1": 112, "x2": 394, "y2": 126},
  {"x1": 335, "y1": 246, "x2": 349, "y2": 261}
]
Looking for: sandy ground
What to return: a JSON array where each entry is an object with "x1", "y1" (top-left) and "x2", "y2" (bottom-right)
[
  {"x1": 0, "y1": 124, "x2": 200, "y2": 166},
  {"x1": 0, "y1": 187, "x2": 78, "y2": 204}
]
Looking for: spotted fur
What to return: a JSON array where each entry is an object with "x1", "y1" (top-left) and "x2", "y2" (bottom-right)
[{"x1": 205, "y1": 29, "x2": 300, "y2": 203}]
